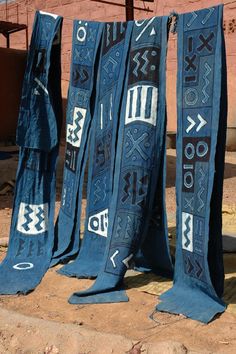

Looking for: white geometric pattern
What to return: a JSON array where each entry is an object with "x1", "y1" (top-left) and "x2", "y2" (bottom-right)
[{"x1": 17, "y1": 203, "x2": 49, "y2": 235}]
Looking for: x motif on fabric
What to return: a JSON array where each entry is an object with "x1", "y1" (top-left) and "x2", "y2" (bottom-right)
[
  {"x1": 126, "y1": 130, "x2": 149, "y2": 160},
  {"x1": 197, "y1": 32, "x2": 214, "y2": 52},
  {"x1": 185, "y1": 55, "x2": 197, "y2": 71},
  {"x1": 75, "y1": 48, "x2": 92, "y2": 62}
]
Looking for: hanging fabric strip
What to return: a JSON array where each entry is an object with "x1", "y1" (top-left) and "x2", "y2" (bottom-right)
[
  {"x1": 0, "y1": 11, "x2": 63, "y2": 294},
  {"x1": 51, "y1": 20, "x2": 104, "y2": 266},
  {"x1": 68, "y1": 15, "x2": 171, "y2": 304},
  {"x1": 58, "y1": 21, "x2": 134, "y2": 278},
  {"x1": 157, "y1": 5, "x2": 227, "y2": 323},
  {"x1": 134, "y1": 137, "x2": 173, "y2": 277}
]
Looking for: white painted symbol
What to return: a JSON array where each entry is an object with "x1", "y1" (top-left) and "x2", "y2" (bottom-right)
[
  {"x1": 150, "y1": 27, "x2": 156, "y2": 36},
  {"x1": 88, "y1": 208, "x2": 108, "y2": 237},
  {"x1": 135, "y1": 17, "x2": 155, "y2": 41},
  {"x1": 39, "y1": 11, "x2": 58, "y2": 19},
  {"x1": 125, "y1": 85, "x2": 158, "y2": 126},
  {"x1": 110, "y1": 93, "x2": 113, "y2": 121},
  {"x1": 122, "y1": 254, "x2": 133, "y2": 268},
  {"x1": 182, "y1": 212, "x2": 193, "y2": 252},
  {"x1": 17, "y1": 203, "x2": 49, "y2": 235},
  {"x1": 184, "y1": 171, "x2": 194, "y2": 189},
  {"x1": 186, "y1": 114, "x2": 207, "y2": 133},
  {"x1": 100, "y1": 103, "x2": 104, "y2": 130},
  {"x1": 66, "y1": 107, "x2": 86, "y2": 148},
  {"x1": 202, "y1": 62, "x2": 211, "y2": 104},
  {"x1": 185, "y1": 142, "x2": 195, "y2": 160},
  {"x1": 110, "y1": 250, "x2": 119, "y2": 268},
  {"x1": 77, "y1": 22, "x2": 87, "y2": 42},
  {"x1": 202, "y1": 8, "x2": 215, "y2": 25},
  {"x1": 135, "y1": 20, "x2": 146, "y2": 27},
  {"x1": 13, "y1": 262, "x2": 34, "y2": 270},
  {"x1": 184, "y1": 88, "x2": 198, "y2": 106},
  {"x1": 196, "y1": 141, "x2": 208, "y2": 157},
  {"x1": 34, "y1": 78, "x2": 48, "y2": 95},
  {"x1": 187, "y1": 11, "x2": 197, "y2": 27},
  {"x1": 33, "y1": 88, "x2": 40, "y2": 95}
]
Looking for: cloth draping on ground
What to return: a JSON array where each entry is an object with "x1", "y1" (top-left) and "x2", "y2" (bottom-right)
[
  {"x1": 68, "y1": 16, "x2": 173, "y2": 304},
  {"x1": 0, "y1": 11, "x2": 63, "y2": 294},
  {"x1": 156, "y1": 5, "x2": 227, "y2": 323}
]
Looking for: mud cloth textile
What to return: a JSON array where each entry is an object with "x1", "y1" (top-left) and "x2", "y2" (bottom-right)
[
  {"x1": 51, "y1": 20, "x2": 104, "y2": 266},
  {"x1": 58, "y1": 21, "x2": 134, "y2": 278},
  {"x1": 69, "y1": 16, "x2": 172, "y2": 304},
  {"x1": 157, "y1": 5, "x2": 227, "y2": 323},
  {"x1": 0, "y1": 11, "x2": 63, "y2": 294}
]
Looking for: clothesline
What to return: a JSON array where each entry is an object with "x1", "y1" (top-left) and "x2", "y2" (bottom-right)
[{"x1": 1, "y1": 0, "x2": 236, "y2": 24}]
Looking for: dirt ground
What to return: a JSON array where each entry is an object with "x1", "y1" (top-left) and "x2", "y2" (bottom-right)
[{"x1": 0, "y1": 149, "x2": 235, "y2": 354}]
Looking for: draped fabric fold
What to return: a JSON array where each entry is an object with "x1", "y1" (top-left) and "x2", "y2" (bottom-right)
[
  {"x1": 68, "y1": 16, "x2": 173, "y2": 304},
  {"x1": 0, "y1": 11, "x2": 63, "y2": 294},
  {"x1": 156, "y1": 5, "x2": 227, "y2": 323}
]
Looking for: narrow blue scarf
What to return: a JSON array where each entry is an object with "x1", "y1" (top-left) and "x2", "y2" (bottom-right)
[
  {"x1": 157, "y1": 5, "x2": 227, "y2": 323},
  {"x1": 68, "y1": 16, "x2": 172, "y2": 304},
  {"x1": 51, "y1": 20, "x2": 104, "y2": 266},
  {"x1": 58, "y1": 21, "x2": 134, "y2": 278},
  {"x1": 0, "y1": 11, "x2": 63, "y2": 294}
]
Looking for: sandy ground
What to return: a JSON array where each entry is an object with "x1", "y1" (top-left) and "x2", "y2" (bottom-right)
[{"x1": 0, "y1": 149, "x2": 235, "y2": 353}]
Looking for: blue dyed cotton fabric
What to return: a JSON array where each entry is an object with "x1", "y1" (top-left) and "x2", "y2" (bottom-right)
[
  {"x1": 0, "y1": 11, "x2": 62, "y2": 294},
  {"x1": 51, "y1": 20, "x2": 104, "y2": 266},
  {"x1": 58, "y1": 21, "x2": 134, "y2": 278},
  {"x1": 68, "y1": 16, "x2": 172, "y2": 304},
  {"x1": 157, "y1": 5, "x2": 227, "y2": 323}
]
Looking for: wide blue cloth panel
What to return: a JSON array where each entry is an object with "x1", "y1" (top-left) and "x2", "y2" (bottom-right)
[
  {"x1": 68, "y1": 16, "x2": 171, "y2": 304},
  {"x1": 157, "y1": 5, "x2": 227, "y2": 323},
  {"x1": 58, "y1": 21, "x2": 134, "y2": 278},
  {"x1": 51, "y1": 20, "x2": 104, "y2": 266},
  {"x1": 0, "y1": 11, "x2": 63, "y2": 294}
]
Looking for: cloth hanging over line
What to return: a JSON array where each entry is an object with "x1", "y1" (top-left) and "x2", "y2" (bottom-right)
[
  {"x1": 0, "y1": 11, "x2": 63, "y2": 294},
  {"x1": 50, "y1": 20, "x2": 104, "y2": 267},
  {"x1": 58, "y1": 20, "x2": 134, "y2": 278},
  {"x1": 68, "y1": 15, "x2": 173, "y2": 304},
  {"x1": 157, "y1": 5, "x2": 227, "y2": 323}
]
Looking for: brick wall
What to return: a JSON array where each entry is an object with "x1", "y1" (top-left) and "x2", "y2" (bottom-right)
[{"x1": 1, "y1": 0, "x2": 236, "y2": 131}]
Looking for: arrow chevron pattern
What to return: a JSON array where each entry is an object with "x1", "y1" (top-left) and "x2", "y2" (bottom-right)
[
  {"x1": 185, "y1": 255, "x2": 204, "y2": 280},
  {"x1": 110, "y1": 250, "x2": 119, "y2": 268},
  {"x1": 201, "y1": 7, "x2": 215, "y2": 24},
  {"x1": 187, "y1": 11, "x2": 198, "y2": 27},
  {"x1": 122, "y1": 254, "x2": 133, "y2": 268},
  {"x1": 186, "y1": 114, "x2": 207, "y2": 133},
  {"x1": 94, "y1": 177, "x2": 106, "y2": 204}
]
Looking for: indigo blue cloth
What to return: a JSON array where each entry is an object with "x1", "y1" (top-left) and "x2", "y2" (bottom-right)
[
  {"x1": 59, "y1": 21, "x2": 134, "y2": 278},
  {"x1": 51, "y1": 20, "x2": 104, "y2": 266},
  {"x1": 157, "y1": 5, "x2": 227, "y2": 323},
  {"x1": 0, "y1": 11, "x2": 63, "y2": 294},
  {"x1": 68, "y1": 16, "x2": 172, "y2": 304}
]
